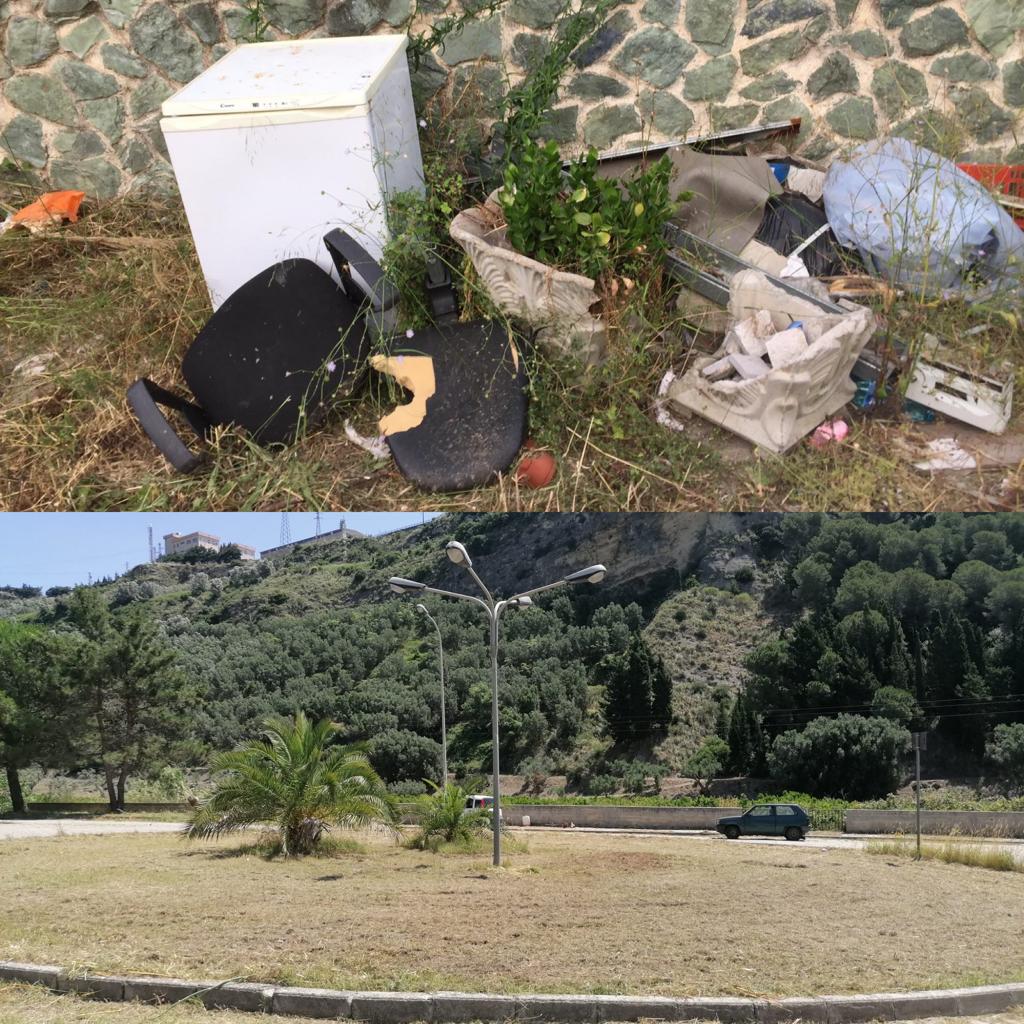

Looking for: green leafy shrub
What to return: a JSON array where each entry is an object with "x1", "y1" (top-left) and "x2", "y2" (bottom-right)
[
  {"x1": 985, "y1": 723, "x2": 1024, "y2": 792},
  {"x1": 500, "y1": 140, "x2": 677, "y2": 282},
  {"x1": 769, "y1": 715, "x2": 910, "y2": 800}
]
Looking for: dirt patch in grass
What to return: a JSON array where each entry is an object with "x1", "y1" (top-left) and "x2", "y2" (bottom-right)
[
  {"x1": 0, "y1": 180, "x2": 1021, "y2": 511},
  {"x1": 1, "y1": 830, "x2": 1022, "y2": 997}
]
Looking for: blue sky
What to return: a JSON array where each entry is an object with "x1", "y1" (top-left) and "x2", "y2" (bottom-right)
[{"x1": 0, "y1": 513, "x2": 441, "y2": 590}]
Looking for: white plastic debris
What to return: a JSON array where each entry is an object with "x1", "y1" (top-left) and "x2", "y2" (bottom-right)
[
  {"x1": 344, "y1": 421, "x2": 390, "y2": 459},
  {"x1": 913, "y1": 438, "x2": 978, "y2": 472}
]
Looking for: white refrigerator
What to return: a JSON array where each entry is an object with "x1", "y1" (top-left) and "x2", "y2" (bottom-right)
[{"x1": 161, "y1": 35, "x2": 424, "y2": 309}]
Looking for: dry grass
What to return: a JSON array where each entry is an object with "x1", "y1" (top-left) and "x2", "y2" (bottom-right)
[
  {"x1": 1, "y1": 830, "x2": 1023, "y2": 997},
  {"x1": 1, "y1": 176, "x2": 1021, "y2": 511},
  {"x1": 867, "y1": 839, "x2": 1024, "y2": 872}
]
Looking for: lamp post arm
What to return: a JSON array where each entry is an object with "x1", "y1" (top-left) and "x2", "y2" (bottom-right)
[
  {"x1": 420, "y1": 585, "x2": 491, "y2": 612},
  {"x1": 464, "y1": 564, "x2": 495, "y2": 606},
  {"x1": 508, "y1": 578, "x2": 568, "y2": 603}
]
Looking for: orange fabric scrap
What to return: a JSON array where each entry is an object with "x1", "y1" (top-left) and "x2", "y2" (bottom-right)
[{"x1": 9, "y1": 190, "x2": 85, "y2": 229}]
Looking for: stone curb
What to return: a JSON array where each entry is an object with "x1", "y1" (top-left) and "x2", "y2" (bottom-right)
[{"x1": 2, "y1": 963, "x2": 1023, "y2": 1022}]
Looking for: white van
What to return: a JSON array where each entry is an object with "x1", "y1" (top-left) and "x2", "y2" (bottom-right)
[{"x1": 464, "y1": 794, "x2": 503, "y2": 821}]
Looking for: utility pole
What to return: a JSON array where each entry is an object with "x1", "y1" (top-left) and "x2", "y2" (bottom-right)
[
  {"x1": 912, "y1": 731, "x2": 927, "y2": 859},
  {"x1": 315, "y1": 512, "x2": 321, "y2": 538}
]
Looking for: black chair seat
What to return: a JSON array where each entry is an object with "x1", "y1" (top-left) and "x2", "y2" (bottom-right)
[{"x1": 379, "y1": 319, "x2": 529, "y2": 491}]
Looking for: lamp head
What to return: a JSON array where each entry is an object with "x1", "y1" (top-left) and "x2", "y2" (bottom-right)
[
  {"x1": 563, "y1": 564, "x2": 607, "y2": 585},
  {"x1": 389, "y1": 576, "x2": 427, "y2": 594},
  {"x1": 415, "y1": 603, "x2": 427, "y2": 613},
  {"x1": 445, "y1": 541, "x2": 472, "y2": 568},
  {"x1": 508, "y1": 595, "x2": 534, "y2": 608}
]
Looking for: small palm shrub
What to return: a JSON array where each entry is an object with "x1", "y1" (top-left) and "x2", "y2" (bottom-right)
[
  {"x1": 406, "y1": 783, "x2": 489, "y2": 851},
  {"x1": 184, "y1": 712, "x2": 396, "y2": 856}
]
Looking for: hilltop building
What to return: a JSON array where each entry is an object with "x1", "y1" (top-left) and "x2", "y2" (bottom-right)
[{"x1": 162, "y1": 532, "x2": 258, "y2": 560}]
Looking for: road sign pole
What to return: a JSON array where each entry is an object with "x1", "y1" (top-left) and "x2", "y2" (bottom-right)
[
  {"x1": 912, "y1": 731, "x2": 926, "y2": 860},
  {"x1": 915, "y1": 744, "x2": 921, "y2": 860}
]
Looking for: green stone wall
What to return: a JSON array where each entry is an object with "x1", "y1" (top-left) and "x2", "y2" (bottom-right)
[{"x1": 1, "y1": 0, "x2": 1022, "y2": 199}]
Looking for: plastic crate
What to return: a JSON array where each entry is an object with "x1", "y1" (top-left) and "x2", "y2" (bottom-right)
[{"x1": 958, "y1": 163, "x2": 1024, "y2": 228}]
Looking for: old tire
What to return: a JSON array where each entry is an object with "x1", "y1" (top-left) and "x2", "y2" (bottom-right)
[
  {"x1": 785, "y1": 826, "x2": 802, "y2": 841},
  {"x1": 724, "y1": 825, "x2": 740, "y2": 840}
]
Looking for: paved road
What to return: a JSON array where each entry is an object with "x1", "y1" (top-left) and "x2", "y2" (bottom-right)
[
  {"x1": 511, "y1": 824, "x2": 1024, "y2": 859},
  {"x1": 2, "y1": 819, "x2": 1022, "y2": 862},
  {"x1": 0, "y1": 819, "x2": 183, "y2": 840}
]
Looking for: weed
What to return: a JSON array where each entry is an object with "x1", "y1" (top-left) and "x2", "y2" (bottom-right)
[{"x1": 867, "y1": 839, "x2": 1023, "y2": 872}]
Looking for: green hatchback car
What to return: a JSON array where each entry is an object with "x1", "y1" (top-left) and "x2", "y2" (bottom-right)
[{"x1": 716, "y1": 803, "x2": 810, "y2": 841}]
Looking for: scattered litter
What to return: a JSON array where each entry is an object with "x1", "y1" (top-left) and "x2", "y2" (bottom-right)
[
  {"x1": 913, "y1": 437, "x2": 978, "y2": 472},
  {"x1": 853, "y1": 378, "x2": 876, "y2": 410},
  {"x1": 344, "y1": 421, "x2": 389, "y2": 459},
  {"x1": 754, "y1": 193, "x2": 842, "y2": 278},
  {"x1": 809, "y1": 419, "x2": 849, "y2": 448},
  {"x1": 516, "y1": 444, "x2": 557, "y2": 488},
  {"x1": 826, "y1": 275, "x2": 897, "y2": 301},
  {"x1": 655, "y1": 370, "x2": 689, "y2": 433},
  {"x1": 824, "y1": 138, "x2": 1024, "y2": 298},
  {"x1": 903, "y1": 399, "x2": 936, "y2": 423},
  {"x1": 666, "y1": 270, "x2": 876, "y2": 453},
  {"x1": 1, "y1": 191, "x2": 84, "y2": 234},
  {"x1": 904, "y1": 334, "x2": 1014, "y2": 434},
  {"x1": 668, "y1": 148, "x2": 782, "y2": 254},
  {"x1": 957, "y1": 163, "x2": 1024, "y2": 229},
  {"x1": 785, "y1": 167, "x2": 826, "y2": 204}
]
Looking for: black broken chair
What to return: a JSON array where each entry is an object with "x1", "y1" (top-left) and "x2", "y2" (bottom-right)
[
  {"x1": 128, "y1": 230, "x2": 529, "y2": 491},
  {"x1": 127, "y1": 231, "x2": 377, "y2": 474},
  {"x1": 371, "y1": 258, "x2": 528, "y2": 492}
]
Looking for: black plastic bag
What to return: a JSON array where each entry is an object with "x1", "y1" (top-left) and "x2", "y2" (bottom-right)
[{"x1": 754, "y1": 193, "x2": 848, "y2": 278}]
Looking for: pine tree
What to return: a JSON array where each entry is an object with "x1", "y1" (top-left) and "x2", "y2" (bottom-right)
[
  {"x1": 650, "y1": 652, "x2": 673, "y2": 732},
  {"x1": 726, "y1": 691, "x2": 752, "y2": 773},
  {"x1": 602, "y1": 633, "x2": 668, "y2": 742}
]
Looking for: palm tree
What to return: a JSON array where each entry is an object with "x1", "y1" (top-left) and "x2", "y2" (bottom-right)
[
  {"x1": 185, "y1": 712, "x2": 396, "y2": 856},
  {"x1": 408, "y1": 782, "x2": 489, "y2": 850}
]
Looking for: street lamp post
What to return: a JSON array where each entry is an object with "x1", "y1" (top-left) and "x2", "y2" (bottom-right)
[
  {"x1": 389, "y1": 543, "x2": 606, "y2": 867},
  {"x1": 416, "y1": 604, "x2": 448, "y2": 786}
]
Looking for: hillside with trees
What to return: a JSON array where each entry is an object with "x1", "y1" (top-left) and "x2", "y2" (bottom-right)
[{"x1": 2, "y1": 513, "x2": 1024, "y2": 812}]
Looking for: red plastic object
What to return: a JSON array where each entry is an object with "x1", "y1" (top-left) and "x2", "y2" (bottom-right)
[
  {"x1": 516, "y1": 448, "x2": 557, "y2": 488},
  {"x1": 958, "y1": 164, "x2": 1024, "y2": 228}
]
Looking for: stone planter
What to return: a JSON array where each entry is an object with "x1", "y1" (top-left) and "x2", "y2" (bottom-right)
[{"x1": 449, "y1": 191, "x2": 608, "y2": 365}]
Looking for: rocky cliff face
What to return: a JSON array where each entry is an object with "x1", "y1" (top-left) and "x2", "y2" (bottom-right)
[{"x1": 390, "y1": 512, "x2": 781, "y2": 605}]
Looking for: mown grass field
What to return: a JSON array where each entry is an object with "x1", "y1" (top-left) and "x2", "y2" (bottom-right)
[
  {"x1": 2, "y1": 177, "x2": 1021, "y2": 511},
  {"x1": 1, "y1": 829, "x2": 1023, "y2": 998}
]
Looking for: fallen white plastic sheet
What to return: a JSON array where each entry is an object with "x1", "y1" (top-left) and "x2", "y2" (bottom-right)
[{"x1": 912, "y1": 437, "x2": 978, "y2": 472}]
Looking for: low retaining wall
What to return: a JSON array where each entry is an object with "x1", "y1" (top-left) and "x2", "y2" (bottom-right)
[
  {"x1": 846, "y1": 809, "x2": 1024, "y2": 838},
  {"x1": 26, "y1": 802, "x2": 190, "y2": 813},
  {"x1": 2, "y1": 961, "x2": 1024, "y2": 1023},
  {"x1": 503, "y1": 805, "x2": 740, "y2": 829}
]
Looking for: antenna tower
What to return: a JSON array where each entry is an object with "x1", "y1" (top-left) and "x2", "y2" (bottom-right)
[{"x1": 280, "y1": 512, "x2": 291, "y2": 546}]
